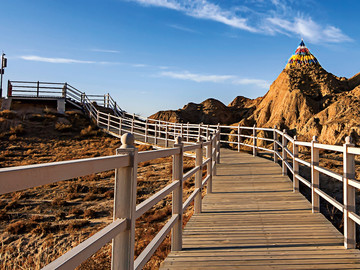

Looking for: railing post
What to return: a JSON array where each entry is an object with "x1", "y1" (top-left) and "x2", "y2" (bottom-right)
[
  {"x1": 131, "y1": 114, "x2": 135, "y2": 134},
  {"x1": 154, "y1": 122, "x2": 158, "y2": 145},
  {"x1": 311, "y1": 135, "x2": 319, "y2": 213},
  {"x1": 107, "y1": 93, "x2": 110, "y2": 108},
  {"x1": 216, "y1": 130, "x2": 220, "y2": 164},
  {"x1": 119, "y1": 118, "x2": 123, "y2": 136},
  {"x1": 7, "y1": 80, "x2": 12, "y2": 97},
  {"x1": 206, "y1": 135, "x2": 213, "y2": 194},
  {"x1": 107, "y1": 114, "x2": 110, "y2": 131},
  {"x1": 212, "y1": 132, "x2": 217, "y2": 177},
  {"x1": 104, "y1": 95, "x2": 106, "y2": 107},
  {"x1": 186, "y1": 122, "x2": 189, "y2": 142},
  {"x1": 253, "y1": 124, "x2": 257, "y2": 156},
  {"x1": 206, "y1": 125, "x2": 209, "y2": 140},
  {"x1": 180, "y1": 123, "x2": 183, "y2": 138},
  {"x1": 171, "y1": 136, "x2": 183, "y2": 251},
  {"x1": 273, "y1": 125, "x2": 278, "y2": 163},
  {"x1": 37, "y1": 81, "x2": 40, "y2": 97},
  {"x1": 194, "y1": 137, "x2": 203, "y2": 214},
  {"x1": 145, "y1": 118, "x2": 148, "y2": 143},
  {"x1": 343, "y1": 136, "x2": 356, "y2": 249},
  {"x1": 282, "y1": 129, "x2": 288, "y2": 176},
  {"x1": 237, "y1": 123, "x2": 241, "y2": 152},
  {"x1": 96, "y1": 110, "x2": 100, "y2": 125},
  {"x1": 165, "y1": 123, "x2": 169, "y2": 148},
  {"x1": 293, "y1": 135, "x2": 299, "y2": 192},
  {"x1": 112, "y1": 133, "x2": 137, "y2": 270},
  {"x1": 62, "y1": 82, "x2": 67, "y2": 98},
  {"x1": 198, "y1": 123, "x2": 202, "y2": 139}
]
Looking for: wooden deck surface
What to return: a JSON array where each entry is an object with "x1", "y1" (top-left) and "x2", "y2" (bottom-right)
[{"x1": 161, "y1": 149, "x2": 360, "y2": 269}]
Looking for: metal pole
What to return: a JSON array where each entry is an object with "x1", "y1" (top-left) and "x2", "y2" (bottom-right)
[{"x1": 0, "y1": 53, "x2": 5, "y2": 97}]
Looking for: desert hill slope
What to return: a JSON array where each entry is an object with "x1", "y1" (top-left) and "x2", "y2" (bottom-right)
[{"x1": 150, "y1": 41, "x2": 360, "y2": 144}]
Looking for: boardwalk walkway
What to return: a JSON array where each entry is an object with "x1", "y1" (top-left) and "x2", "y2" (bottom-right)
[{"x1": 161, "y1": 149, "x2": 360, "y2": 269}]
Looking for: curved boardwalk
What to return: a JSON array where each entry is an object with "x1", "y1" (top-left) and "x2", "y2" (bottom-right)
[{"x1": 161, "y1": 149, "x2": 360, "y2": 269}]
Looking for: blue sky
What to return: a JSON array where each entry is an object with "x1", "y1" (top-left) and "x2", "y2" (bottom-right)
[{"x1": 1, "y1": 0, "x2": 359, "y2": 116}]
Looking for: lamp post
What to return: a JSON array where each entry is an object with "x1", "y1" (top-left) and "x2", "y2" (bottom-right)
[{"x1": 0, "y1": 53, "x2": 7, "y2": 97}]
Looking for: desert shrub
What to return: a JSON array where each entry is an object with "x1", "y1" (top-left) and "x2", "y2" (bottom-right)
[
  {"x1": 0, "y1": 210, "x2": 10, "y2": 221},
  {"x1": 138, "y1": 144, "x2": 153, "y2": 152},
  {"x1": 68, "y1": 184, "x2": 89, "y2": 193},
  {"x1": 69, "y1": 208, "x2": 84, "y2": 217},
  {"x1": 0, "y1": 110, "x2": 16, "y2": 119},
  {"x1": 66, "y1": 192, "x2": 79, "y2": 200},
  {"x1": 5, "y1": 200, "x2": 20, "y2": 210},
  {"x1": 6, "y1": 220, "x2": 36, "y2": 234},
  {"x1": 56, "y1": 212, "x2": 66, "y2": 220},
  {"x1": 55, "y1": 122, "x2": 73, "y2": 132},
  {"x1": 84, "y1": 209, "x2": 96, "y2": 219},
  {"x1": 28, "y1": 114, "x2": 45, "y2": 121},
  {"x1": 52, "y1": 197, "x2": 67, "y2": 207},
  {"x1": 67, "y1": 220, "x2": 90, "y2": 231},
  {"x1": 80, "y1": 125, "x2": 98, "y2": 137},
  {"x1": 89, "y1": 186, "x2": 108, "y2": 194},
  {"x1": 30, "y1": 215, "x2": 44, "y2": 222},
  {"x1": 9, "y1": 124, "x2": 24, "y2": 135},
  {"x1": 84, "y1": 194, "x2": 97, "y2": 201},
  {"x1": 105, "y1": 190, "x2": 114, "y2": 199},
  {"x1": 9, "y1": 134, "x2": 17, "y2": 141}
]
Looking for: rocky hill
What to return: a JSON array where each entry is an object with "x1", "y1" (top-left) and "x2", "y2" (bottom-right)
[{"x1": 150, "y1": 41, "x2": 360, "y2": 144}]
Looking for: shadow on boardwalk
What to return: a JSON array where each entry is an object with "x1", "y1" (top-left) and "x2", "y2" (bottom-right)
[{"x1": 161, "y1": 149, "x2": 360, "y2": 269}]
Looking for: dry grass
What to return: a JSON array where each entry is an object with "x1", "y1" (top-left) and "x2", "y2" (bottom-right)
[{"x1": 0, "y1": 105, "x2": 202, "y2": 269}]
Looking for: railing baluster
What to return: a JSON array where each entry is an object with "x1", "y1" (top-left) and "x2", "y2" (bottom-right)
[
  {"x1": 293, "y1": 135, "x2": 299, "y2": 192},
  {"x1": 274, "y1": 125, "x2": 278, "y2": 163},
  {"x1": 194, "y1": 138, "x2": 203, "y2": 214},
  {"x1": 112, "y1": 134, "x2": 137, "y2": 269},
  {"x1": 37, "y1": 81, "x2": 40, "y2": 97},
  {"x1": 107, "y1": 114, "x2": 110, "y2": 131},
  {"x1": 311, "y1": 136, "x2": 319, "y2": 213},
  {"x1": 282, "y1": 129, "x2": 288, "y2": 176},
  {"x1": 253, "y1": 124, "x2": 257, "y2": 156},
  {"x1": 343, "y1": 136, "x2": 356, "y2": 249},
  {"x1": 165, "y1": 123, "x2": 169, "y2": 148},
  {"x1": 238, "y1": 123, "x2": 241, "y2": 152},
  {"x1": 131, "y1": 114, "x2": 135, "y2": 134},
  {"x1": 145, "y1": 118, "x2": 148, "y2": 143},
  {"x1": 206, "y1": 135, "x2": 213, "y2": 194},
  {"x1": 171, "y1": 137, "x2": 183, "y2": 251},
  {"x1": 187, "y1": 122, "x2": 189, "y2": 142}
]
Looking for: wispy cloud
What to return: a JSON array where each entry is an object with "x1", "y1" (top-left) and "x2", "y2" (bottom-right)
[
  {"x1": 168, "y1": 24, "x2": 198, "y2": 33},
  {"x1": 20, "y1": 55, "x2": 95, "y2": 64},
  {"x1": 160, "y1": 70, "x2": 270, "y2": 89},
  {"x1": 130, "y1": 0, "x2": 351, "y2": 43},
  {"x1": 161, "y1": 71, "x2": 235, "y2": 83},
  {"x1": 90, "y1": 48, "x2": 121, "y2": 54}
]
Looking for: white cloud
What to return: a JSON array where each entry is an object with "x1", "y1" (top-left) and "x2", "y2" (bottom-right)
[
  {"x1": 161, "y1": 71, "x2": 235, "y2": 83},
  {"x1": 168, "y1": 24, "x2": 198, "y2": 33},
  {"x1": 90, "y1": 48, "x2": 121, "y2": 53},
  {"x1": 233, "y1": 78, "x2": 270, "y2": 89},
  {"x1": 131, "y1": 0, "x2": 351, "y2": 43},
  {"x1": 266, "y1": 16, "x2": 352, "y2": 43},
  {"x1": 160, "y1": 70, "x2": 269, "y2": 89},
  {"x1": 20, "y1": 55, "x2": 95, "y2": 64}
]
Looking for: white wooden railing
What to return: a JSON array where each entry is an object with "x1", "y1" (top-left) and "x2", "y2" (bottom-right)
[
  {"x1": 2, "y1": 80, "x2": 360, "y2": 268},
  {"x1": 213, "y1": 124, "x2": 360, "y2": 250},
  {"x1": 0, "y1": 130, "x2": 220, "y2": 269}
]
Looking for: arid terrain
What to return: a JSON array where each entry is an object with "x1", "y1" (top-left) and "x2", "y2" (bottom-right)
[{"x1": 0, "y1": 102, "x2": 205, "y2": 269}]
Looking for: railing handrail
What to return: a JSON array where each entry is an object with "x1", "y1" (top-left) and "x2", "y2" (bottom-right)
[{"x1": 3, "y1": 79, "x2": 360, "y2": 268}]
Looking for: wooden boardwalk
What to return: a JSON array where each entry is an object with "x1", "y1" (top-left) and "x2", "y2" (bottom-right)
[{"x1": 161, "y1": 149, "x2": 360, "y2": 269}]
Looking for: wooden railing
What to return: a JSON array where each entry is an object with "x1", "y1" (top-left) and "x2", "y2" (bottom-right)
[
  {"x1": 0, "y1": 129, "x2": 220, "y2": 269},
  {"x1": 7, "y1": 80, "x2": 125, "y2": 116},
  {"x1": 3, "y1": 80, "x2": 360, "y2": 267},
  {"x1": 213, "y1": 124, "x2": 360, "y2": 249}
]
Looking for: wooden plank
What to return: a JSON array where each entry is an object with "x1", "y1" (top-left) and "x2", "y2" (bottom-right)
[{"x1": 161, "y1": 149, "x2": 360, "y2": 269}]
